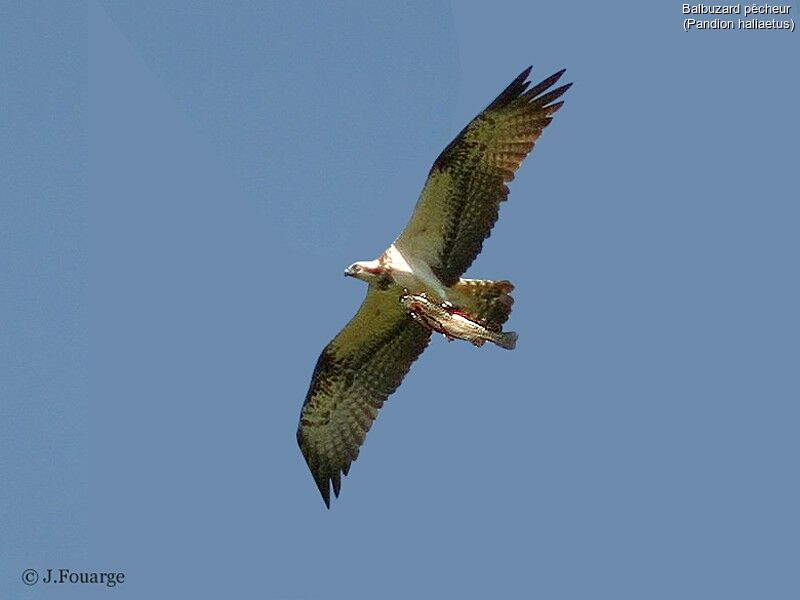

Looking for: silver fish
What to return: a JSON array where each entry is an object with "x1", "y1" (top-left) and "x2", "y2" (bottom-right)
[{"x1": 400, "y1": 292, "x2": 517, "y2": 350}]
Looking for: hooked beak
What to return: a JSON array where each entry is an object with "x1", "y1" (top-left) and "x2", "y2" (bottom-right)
[{"x1": 344, "y1": 266, "x2": 356, "y2": 277}]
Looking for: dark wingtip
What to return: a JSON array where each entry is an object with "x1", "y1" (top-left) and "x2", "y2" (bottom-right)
[
  {"x1": 515, "y1": 66, "x2": 533, "y2": 92},
  {"x1": 485, "y1": 66, "x2": 536, "y2": 113},
  {"x1": 534, "y1": 82, "x2": 573, "y2": 108},
  {"x1": 540, "y1": 67, "x2": 567, "y2": 86},
  {"x1": 525, "y1": 68, "x2": 569, "y2": 100},
  {"x1": 315, "y1": 478, "x2": 331, "y2": 508}
]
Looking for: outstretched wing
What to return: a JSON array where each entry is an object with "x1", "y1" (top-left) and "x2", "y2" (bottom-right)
[
  {"x1": 297, "y1": 287, "x2": 431, "y2": 508},
  {"x1": 395, "y1": 66, "x2": 571, "y2": 286}
]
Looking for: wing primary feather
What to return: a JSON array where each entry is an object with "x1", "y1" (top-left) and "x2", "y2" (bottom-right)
[
  {"x1": 524, "y1": 68, "x2": 566, "y2": 98},
  {"x1": 532, "y1": 83, "x2": 573, "y2": 108},
  {"x1": 485, "y1": 65, "x2": 533, "y2": 111},
  {"x1": 543, "y1": 100, "x2": 565, "y2": 115},
  {"x1": 314, "y1": 464, "x2": 332, "y2": 509}
]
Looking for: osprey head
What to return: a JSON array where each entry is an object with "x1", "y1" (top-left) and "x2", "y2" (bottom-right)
[{"x1": 344, "y1": 259, "x2": 384, "y2": 284}]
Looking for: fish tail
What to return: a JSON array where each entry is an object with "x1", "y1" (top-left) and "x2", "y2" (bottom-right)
[{"x1": 491, "y1": 330, "x2": 518, "y2": 350}]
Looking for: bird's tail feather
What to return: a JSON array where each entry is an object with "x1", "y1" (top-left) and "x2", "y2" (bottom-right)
[{"x1": 449, "y1": 279, "x2": 514, "y2": 331}]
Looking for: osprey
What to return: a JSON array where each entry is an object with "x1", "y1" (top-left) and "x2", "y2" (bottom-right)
[{"x1": 297, "y1": 66, "x2": 571, "y2": 507}]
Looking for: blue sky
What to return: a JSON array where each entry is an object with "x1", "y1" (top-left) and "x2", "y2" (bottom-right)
[{"x1": 2, "y1": 2, "x2": 798, "y2": 598}]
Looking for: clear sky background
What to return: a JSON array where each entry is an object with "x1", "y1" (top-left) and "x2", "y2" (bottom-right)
[{"x1": 2, "y1": 1, "x2": 798, "y2": 598}]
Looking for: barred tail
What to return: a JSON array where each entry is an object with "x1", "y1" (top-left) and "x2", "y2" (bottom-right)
[{"x1": 449, "y1": 279, "x2": 515, "y2": 331}]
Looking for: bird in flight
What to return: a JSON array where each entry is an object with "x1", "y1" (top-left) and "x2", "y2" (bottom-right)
[{"x1": 297, "y1": 66, "x2": 571, "y2": 507}]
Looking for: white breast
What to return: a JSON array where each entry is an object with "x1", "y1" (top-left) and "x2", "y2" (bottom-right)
[{"x1": 385, "y1": 243, "x2": 449, "y2": 300}]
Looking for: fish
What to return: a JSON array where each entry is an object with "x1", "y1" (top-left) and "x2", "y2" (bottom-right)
[{"x1": 399, "y1": 292, "x2": 518, "y2": 350}]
